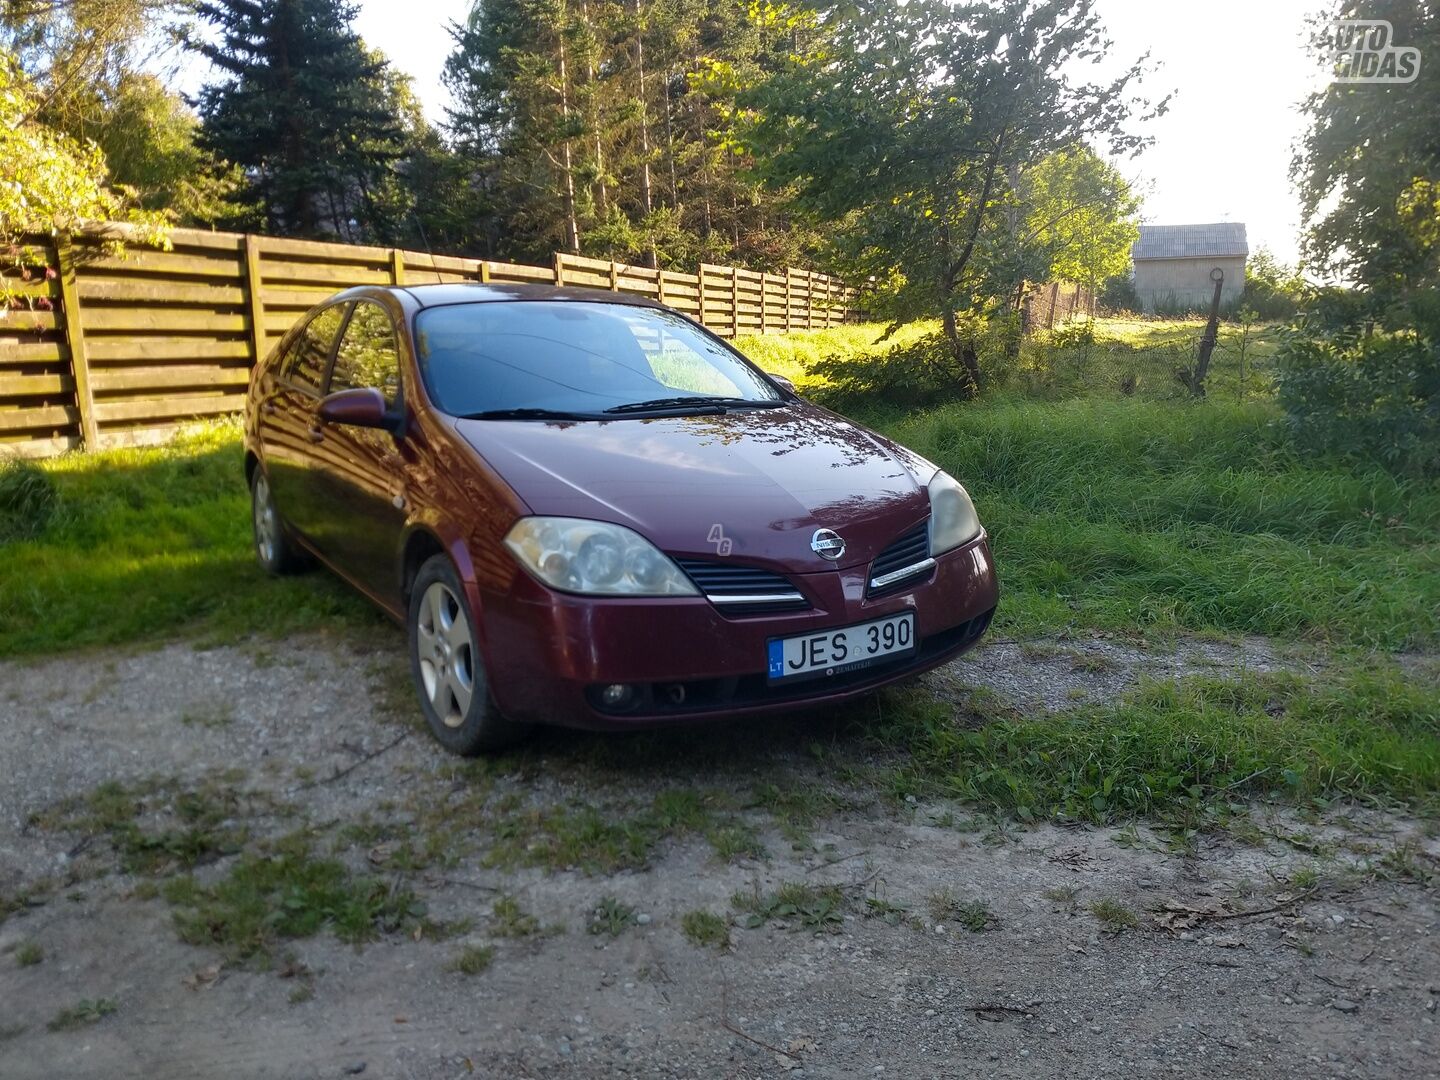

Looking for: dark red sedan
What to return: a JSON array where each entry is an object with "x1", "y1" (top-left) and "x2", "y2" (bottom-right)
[{"x1": 244, "y1": 284, "x2": 997, "y2": 753}]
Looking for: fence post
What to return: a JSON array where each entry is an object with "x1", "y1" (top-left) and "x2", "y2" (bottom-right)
[
  {"x1": 1046, "y1": 281, "x2": 1060, "y2": 329},
  {"x1": 697, "y1": 263, "x2": 707, "y2": 327},
  {"x1": 243, "y1": 235, "x2": 268, "y2": 369},
  {"x1": 657, "y1": 269, "x2": 667, "y2": 306},
  {"x1": 477, "y1": 259, "x2": 490, "y2": 284},
  {"x1": 609, "y1": 260, "x2": 619, "y2": 292},
  {"x1": 554, "y1": 251, "x2": 565, "y2": 286},
  {"x1": 785, "y1": 269, "x2": 793, "y2": 332},
  {"x1": 730, "y1": 265, "x2": 739, "y2": 338},
  {"x1": 55, "y1": 235, "x2": 98, "y2": 449},
  {"x1": 390, "y1": 248, "x2": 406, "y2": 285}
]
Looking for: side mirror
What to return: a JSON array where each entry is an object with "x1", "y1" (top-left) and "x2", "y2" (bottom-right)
[
  {"x1": 767, "y1": 372, "x2": 797, "y2": 395},
  {"x1": 318, "y1": 387, "x2": 398, "y2": 432}
]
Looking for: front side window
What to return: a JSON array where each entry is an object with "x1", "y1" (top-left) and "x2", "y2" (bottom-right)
[
  {"x1": 330, "y1": 300, "x2": 401, "y2": 404},
  {"x1": 413, "y1": 301, "x2": 781, "y2": 417},
  {"x1": 284, "y1": 304, "x2": 348, "y2": 394}
]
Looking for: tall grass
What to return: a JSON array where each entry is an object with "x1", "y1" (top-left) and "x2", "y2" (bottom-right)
[{"x1": 888, "y1": 397, "x2": 1440, "y2": 648}]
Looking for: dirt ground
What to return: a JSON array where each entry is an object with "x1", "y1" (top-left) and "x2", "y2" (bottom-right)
[{"x1": 1, "y1": 627, "x2": 1436, "y2": 1080}]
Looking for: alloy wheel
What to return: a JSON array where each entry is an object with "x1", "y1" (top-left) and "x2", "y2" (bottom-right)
[{"x1": 416, "y1": 581, "x2": 475, "y2": 727}]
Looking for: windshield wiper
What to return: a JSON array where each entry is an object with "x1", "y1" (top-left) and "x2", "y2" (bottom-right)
[
  {"x1": 459, "y1": 407, "x2": 597, "y2": 421},
  {"x1": 602, "y1": 395, "x2": 783, "y2": 415}
]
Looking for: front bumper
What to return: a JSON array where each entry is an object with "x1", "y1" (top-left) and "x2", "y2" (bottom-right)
[{"x1": 476, "y1": 532, "x2": 999, "y2": 730}]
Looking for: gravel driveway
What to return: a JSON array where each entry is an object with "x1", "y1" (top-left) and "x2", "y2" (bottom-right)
[{"x1": 1, "y1": 628, "x2": 1436, "y2": 1079}]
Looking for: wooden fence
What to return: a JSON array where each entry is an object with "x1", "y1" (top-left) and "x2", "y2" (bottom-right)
[{"x1": 0, "y1": 226, "x2": 862, "y2": 457}]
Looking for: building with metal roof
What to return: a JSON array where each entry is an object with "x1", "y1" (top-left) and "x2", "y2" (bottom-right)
[{"x1": 1131, "y1": 223, "x2": 1247, "y2": 312}]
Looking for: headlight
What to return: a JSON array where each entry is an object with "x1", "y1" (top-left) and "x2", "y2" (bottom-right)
[
  {"x1": 503, "y1": 517, "x2": 699, "y2": 596},
  {"x1": 928, "y1": 471, "x2": 981, "y2": 555}
]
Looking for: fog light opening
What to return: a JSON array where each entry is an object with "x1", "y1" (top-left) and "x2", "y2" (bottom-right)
[
  {"x1": 600, "y1": 683, "x2": 638, "y2": 709},
  {"x1": 664, "y1": 683, "x2": 687, "y2": 706}
]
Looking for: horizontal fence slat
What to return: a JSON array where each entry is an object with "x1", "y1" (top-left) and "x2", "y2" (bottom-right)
[
  {"x1": 0, "y1": 373, "x2": 72, "y2": 396},
  {"x1": 91, "y1": 365, "x2": 251, "y2": 392},
  {"x1": 94, "y1": 393, "x2": 243, "y2": 424},
  {"x1": 0, "y1": 341, "x2": 69, "y2": 364},
  {"x1": 85, "y1": 338, "x2": 253, "y2": 362},
  {"x1": 81, "y1": 308, "x2": 249, "y2": 333},
  {"x1": 78, "y1": 278, "x2": 247, "y2": 305},
  {"x1": 0, "y1": 404, "x2": 78, "y2": 432}
]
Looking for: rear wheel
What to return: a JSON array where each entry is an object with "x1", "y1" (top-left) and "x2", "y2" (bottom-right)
[
  {"x1": 250, "y1": 469, "x2": 306, "y2": 575},
  {"x1": 408, "y1": 554, "x2": 530, "y2": 755}
]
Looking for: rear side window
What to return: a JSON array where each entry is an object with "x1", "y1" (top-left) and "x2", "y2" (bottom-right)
[
  {"x1": 283, "y1": 304, "x2": 348, "y2": 394},
  {"x1": 330, "y1": 300, "x2": 401, "y2": 404}
]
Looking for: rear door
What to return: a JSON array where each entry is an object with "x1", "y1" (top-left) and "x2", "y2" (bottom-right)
[
  {"x1": 310, "y1": 298, "x2": 410, "y2": 602},
  {"x1": 255, "y1": 302, "x2": 350, "y2": 544}
]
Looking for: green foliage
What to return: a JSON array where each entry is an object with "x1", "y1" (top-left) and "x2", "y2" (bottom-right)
[
  {"x1": 0, "y1": 49, "x2": 168, "y2": 248},
  {"x1": 809, "y1": 331, "x2": 992, "y2": 411},
  {"x1": 731, "y1": 881, "x2": 845, "y2": 932},
  {"x1": 1099, "y1": 273, "x2": 1140, "y2": 314},
  {"x1": 1239, "y1": 247, "x2": 1308, "y2": 322},
  {"x1": 747, "y1": 0, "x2": 1159, "y2": 388},
  {"x1": 47, "y1": 998, "x2": 117, "y2": 1032},
  {"x1": 194, "y1": 0, "x2": 408, "y2": 240},
  {"x1": 587, "y1": 895, "x2": 637, "y2": 937},
  {"x1": 92, "y1": 73, "x2": 248, "y2": 227},
  {"x1": 1017, "y1": 145, "x2": 1140, "y2": 290},
  {"x1": 163, "y1": 832, "x2": 424, "y2": 962},
  {"x1": 680, "y1": 908, "x2": 730, "y2": 950},
  {"x1": 1088, "y1": 899, "x2": 1137, "y2": 932},
  {"x1": 443, "y1": 0, "x2": 817, "y2": 266},
  {"x1": 447, "y1": 944, "x2": 495, "y2": 975},
  {"x1": 1275, "y1": 313, "x2": 1440, "y2": 477},
  {"x1": 0, "y1": 458, "x2": 58, "y2": 542},
  {"x1": 14, "y1": 940, "x2": 43, "y2": 967}
]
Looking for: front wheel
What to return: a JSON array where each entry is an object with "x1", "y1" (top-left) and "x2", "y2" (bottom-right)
[{"x1": 408, "y1": 554, "x2": 530, "y2": 755}]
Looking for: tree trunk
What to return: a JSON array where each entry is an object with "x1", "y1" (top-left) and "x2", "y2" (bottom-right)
[
  {"x1": 580, "y1": 0, "x2": 607, "y2": 218},
  {"x1": 631, "y1": 0, "x2": 655, "y2": 267}
]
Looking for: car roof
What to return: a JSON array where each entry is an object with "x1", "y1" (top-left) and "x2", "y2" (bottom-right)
[{"x1": 391, "y1": 282, "x2": 669, "y2": 310}]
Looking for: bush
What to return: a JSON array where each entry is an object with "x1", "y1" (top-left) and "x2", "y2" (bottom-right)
[
  {"x1": 0, "y1": 457, "x2": 59, "y2": 541},
  {"x1": 1275, "y1": 325, "x2": 1440, "y2": 477},
  {"x1": 809, "y1": 332, "x2": 979, "y2": 411},
  {"x1": 1098, "y1": 273, "x2": 1138, "y2": 314}
]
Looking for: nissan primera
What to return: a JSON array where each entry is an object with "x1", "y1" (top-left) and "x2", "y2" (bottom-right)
[{"x1": 244, "y1": 284, "x2": 998, "y2": 754}]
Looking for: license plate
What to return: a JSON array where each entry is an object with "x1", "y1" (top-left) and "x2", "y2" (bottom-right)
[{"x1": 767, "y1": 612, "x2": 916, "y2": 682}]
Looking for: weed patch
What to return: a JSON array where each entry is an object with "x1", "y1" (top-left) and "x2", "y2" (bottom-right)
[
  {"x1": 732, "y1": 882, "x2": 846, "y2": 932},
  {"x1": 47, "y1": 998, "x2": 117, "y2": 1032},
  {"x1": 162, "y1": 832, "x2": 424, "y2": 963},
  {"x1": 448, "y1": 944, "x2": 495, "y2": 975},
  {"x1": 681, "y1": 909, "x2": 730, "y2": 950}
]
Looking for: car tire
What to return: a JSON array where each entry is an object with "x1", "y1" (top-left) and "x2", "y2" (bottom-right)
[
  {"x1": 250, "y1": 468, "x2": 307, "y2": 575},
  {"x1": 408, "y1": 554, "x2": 530, "y2": 755}
]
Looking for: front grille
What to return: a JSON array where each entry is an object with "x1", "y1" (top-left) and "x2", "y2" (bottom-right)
[
  {"x1": 674, "y1": 558, "x2": 809, "y2": 615},
  {"x1": 867, "y1": 521, "x2": 934, "y2": 596}
]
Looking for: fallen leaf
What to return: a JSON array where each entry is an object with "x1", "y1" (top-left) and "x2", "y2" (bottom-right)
[{"x1": 182, "y1": 963, "x2": 222, "y2": 991}]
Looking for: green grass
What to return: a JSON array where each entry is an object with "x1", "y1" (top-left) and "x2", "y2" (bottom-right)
[
  {"x1": 587, "y1": 895, "x2": 638, "y2": 936},
  {"x1": 680, "y1": 908, "x2": 731, "y2": 949},
  {"x1": 731, "y1": 881, "x2": 846, "y2": 932},
  {"x1": 14, "y1": 940, "x2": 43, "y2": 967},
  {"x1": 1089, "y1": 898, "x2": 1138, "y2": 932},
  {"x1": 447, "y1": 944, "x2": 495, "y2": 975},
  {"x1": 735, "y1": 320, "x2": 941, "y2": 390},
  {"x1": 875, "y1": 664, "x2": 1440, "y2": 824},
  {"x1": 0, "y1": 419, "x2": 376, "y2": 658},
  {"x1": 888, "y1": 396, "x2": 1439, "y2": 648},
  {"x1": 161, "y1": 831, "x2": 424, "y2": 963},
  {"x1": 47, "y1": 998, "x2": 117, "y2": 1032}
]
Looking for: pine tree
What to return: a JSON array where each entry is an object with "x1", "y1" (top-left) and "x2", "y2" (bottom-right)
[{"x1": 194, "y1": 0, "x2": 407, "y2": 239}]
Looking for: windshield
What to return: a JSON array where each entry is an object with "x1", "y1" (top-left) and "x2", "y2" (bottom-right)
[{"x1": 413, "y1": 300, "x2": 783, "y2": 417}]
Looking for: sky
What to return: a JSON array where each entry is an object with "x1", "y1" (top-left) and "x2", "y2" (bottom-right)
[{"x1": 187, "y1": 0, "x2": 1335, "y2": 268}]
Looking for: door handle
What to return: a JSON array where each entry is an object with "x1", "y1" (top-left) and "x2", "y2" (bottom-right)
[{"x1": 307, "y1": 426, "x2": 325, "y2": 443}]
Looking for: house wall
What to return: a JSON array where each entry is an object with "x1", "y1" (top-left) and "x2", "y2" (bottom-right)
[{"x1": 1133, "y1": 256, "x2": 1246, "y2": 312}]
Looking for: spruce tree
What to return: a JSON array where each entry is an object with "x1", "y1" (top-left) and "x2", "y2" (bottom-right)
[{"x1": 194, "y1": 0, "x2": 406, "y2": 239}]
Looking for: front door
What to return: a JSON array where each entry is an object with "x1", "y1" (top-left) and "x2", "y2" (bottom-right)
[
  {"x1": 311, "y1": 298, "x2": 410, "y2": 603},
  {"x1": 256, "y1": 302, "x2": 350, "y2": 546}
]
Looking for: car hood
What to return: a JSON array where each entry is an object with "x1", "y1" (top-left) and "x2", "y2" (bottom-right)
[{"x1": 453, "y1": 402, "x2": 934, "y2": 572}]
